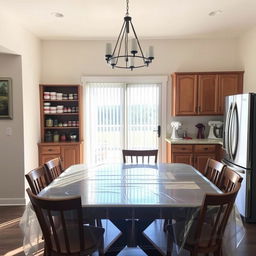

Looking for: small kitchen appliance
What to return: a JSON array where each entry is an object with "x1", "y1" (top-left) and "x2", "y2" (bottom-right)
[
  {"x1": 195, "y1": 123, "x2": 205, "y2": 139},
  {"x1": 170, "y1": 121, "x2": 182, "y2": 140},
  {"x1": 208, "y1": 121, "x2": 223, "y2": 139}
]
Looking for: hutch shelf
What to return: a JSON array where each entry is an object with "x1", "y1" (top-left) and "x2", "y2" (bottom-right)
[{"x1": 38, "y1": 84, "x2": 84, "y2": 168}]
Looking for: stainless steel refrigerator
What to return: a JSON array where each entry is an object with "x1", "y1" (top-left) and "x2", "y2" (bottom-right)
[{"x1": 223, "y1": 93, "x2": 256, "y2": 222}]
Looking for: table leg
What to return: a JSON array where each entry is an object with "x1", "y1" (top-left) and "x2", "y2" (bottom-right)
[
  {"x1": 104, "y1": 219, "x2": 127, "y2": 256},
  {"x1": 104, "y1": 218, "x2": 162, "y2": 256},
  {"x1": 137, "y1": 219, "x2": 163, "y2": 256}
]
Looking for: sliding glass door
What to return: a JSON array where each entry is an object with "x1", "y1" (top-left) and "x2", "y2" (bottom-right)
[{"x1": 85, "y1": 82, "x2": 160, "y2": 165}]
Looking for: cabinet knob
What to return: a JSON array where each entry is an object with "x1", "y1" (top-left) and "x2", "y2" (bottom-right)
[
  {"x1": 48, "y1": 149, "x2": 53, "y2": 152},
  {"x1": 204, "y1": 148, "x2": 208, "y2": 151}
]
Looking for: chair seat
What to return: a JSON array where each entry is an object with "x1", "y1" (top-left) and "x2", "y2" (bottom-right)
[
  {"x1": 172, "y1": 220, "x2": 218, "y2": 249},
  {"x1": 51, "y1": 224, "x2": 104, "y2": 255}
]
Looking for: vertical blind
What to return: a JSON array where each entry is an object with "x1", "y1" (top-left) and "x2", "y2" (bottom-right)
[{"x1": 86, "y1": 82, "x2": 159, "y2": 165}]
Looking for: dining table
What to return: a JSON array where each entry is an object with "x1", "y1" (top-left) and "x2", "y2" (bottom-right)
[{"x1": 20, "y1": 163, "x2": 245, "y2": 256}]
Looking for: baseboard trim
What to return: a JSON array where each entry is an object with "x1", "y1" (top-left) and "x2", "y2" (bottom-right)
[{"x1": 0, "y1": 198, "x2": 26, "y2": 205}]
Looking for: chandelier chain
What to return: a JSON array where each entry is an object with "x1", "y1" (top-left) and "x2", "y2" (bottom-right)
[{"x1": 126, "y1": 0, "x2": 129, "y2": 16}]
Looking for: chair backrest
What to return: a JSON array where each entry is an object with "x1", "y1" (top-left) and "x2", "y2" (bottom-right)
[
  {"x1": 44, "y1": 157, "x2": 64, "y2": 182},
  {"x1": 25, "y1": 166, "x2": 50, "y2": 195},
  {"x1": 193, "y1": 184, "x2": 241, "y2": 251},
  {"x1": 204, "y1": 159, "x2": 225, "y2": 186},
  {"x1": 26, "y1": 188, "x2": 86, "y2": 255},
  {"x1": 218, "y1": 166, "x2": 243, "y2": 193},
  {"x1": 122, "y1": 149, "x2": 158, "y2": 164}
]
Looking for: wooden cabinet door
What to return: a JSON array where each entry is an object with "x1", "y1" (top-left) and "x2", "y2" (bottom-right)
[
  {"x1": 194, "y1": 153, "x2": 216, "y2": 174},
  {"x1": 173, "y1": 74, "x2": 198, "y2": 116},
  {"x1": 61, "y1": 145, "x2": 80, "y2": 169},
  {"x1": 198, "y1": 75, "x2": 219, "y2": 115},
  {"x1": 171, "y1": 153, "x2": 193, "y2": 165},
  {"x1": 218, "y1": 74, "x2": 243, "y2": 114},
  {"x1": 40, "y1": 154, "x2": 60, "y2": 166}
]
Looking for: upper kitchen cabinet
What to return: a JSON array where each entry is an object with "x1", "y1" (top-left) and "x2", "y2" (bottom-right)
[
  {"x1": 198, "y1": 74, "x2": 218, "y2": 115},
  {"x1": 218, "y1": 73, "x2": 243, "y2": 114},
  {"x1": 172, "y1": 71, "x2": 243, "y2": 116},
  {"x1": 172, "y1": 74, "x2": 198, "y2": 115}
]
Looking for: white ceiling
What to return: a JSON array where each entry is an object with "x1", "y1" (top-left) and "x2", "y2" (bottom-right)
[{"x1": 1, "y1": 0, "x2": 256, "y2": 40}]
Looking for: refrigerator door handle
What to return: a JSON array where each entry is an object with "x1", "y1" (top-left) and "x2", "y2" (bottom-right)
[
  {"x1": 225, "y1": 103, "x2": 233, "y2": 159},
  {"x1": 231, "y1": 103, "x2": 239, "y2": 160}
]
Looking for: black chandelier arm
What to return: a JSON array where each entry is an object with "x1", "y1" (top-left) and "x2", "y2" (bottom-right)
[
  {"x1": 106, "y1": 55, "x2": 152, "y2": 69},
  {"x1": 112, "y1": 20, "x2": 126, "y2": 57},
  {"x1": 115, "y1": 26, "x2": 126, "y2": 66},
  {"x1": 108, "y1": 55, "x2": 150, "y2": 60},
  {"x1": 130, "y1": 21, "x2": 145, "y2": 59},
  {"x1": 114, "y1": 63, "x2": 149, "y2": 69},
  {"x1": 125, "y1": 25, "x2": 129, "y2": 66}
]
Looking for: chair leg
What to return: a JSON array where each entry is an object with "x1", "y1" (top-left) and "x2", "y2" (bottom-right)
[
  {"x1": 163, "y1": 219, "x2": 169, "y2": 232},
  {"x1": 166, "y1": 223, "x2": 174, "y2": 256},
  {"x1": 98, "y1": 236, "x2": 105, "y2": 256},
  {"x1": 96, "y1": 218, "x2": 103, "y2": 227},
  {"x1": 214, "y1": 247, "x2": 223, "y2": 256},
  {"x1": 43, "y1": 246, "x2": 49, "y2": 256}
]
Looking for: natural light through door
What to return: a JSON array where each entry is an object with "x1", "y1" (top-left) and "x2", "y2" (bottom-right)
[{"x1": 85, "y1": 82, "x2": 160, "y2": 165}]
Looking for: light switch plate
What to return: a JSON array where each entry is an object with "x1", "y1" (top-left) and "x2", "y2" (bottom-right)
[{"x1": 6, "y1": 127, "x2": 12, "y2": 136}]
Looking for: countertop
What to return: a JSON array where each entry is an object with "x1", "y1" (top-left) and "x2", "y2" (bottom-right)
[{"x1": 165, "y1": 138, "x2": 223, "y2": 145}]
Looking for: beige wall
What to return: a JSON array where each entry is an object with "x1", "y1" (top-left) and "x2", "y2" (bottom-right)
[
  {"x1": 239, "y1": 27, "x2": 256, "y2": 93},
  {"x1": 41, "y1": 39, "x2": 242, "y2": 84},
  {"x1": 0, "y1": 54, "x2": 24, "y2": 203},
  {"x1": 0, "y1": 11, "x2": 41, "y2": 204}
]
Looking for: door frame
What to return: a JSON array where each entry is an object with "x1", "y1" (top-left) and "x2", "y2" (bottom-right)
[{"x1": 81, "y1": 76, "x2": 168, "y2": 163}]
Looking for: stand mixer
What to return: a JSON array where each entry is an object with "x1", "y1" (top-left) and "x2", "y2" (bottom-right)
[
  {"x1": 170, "y1": 121, "x2": 182, "y2": 140},
  {"x1": 208, "y1": 121, "x2": 223, "y2": 139}
]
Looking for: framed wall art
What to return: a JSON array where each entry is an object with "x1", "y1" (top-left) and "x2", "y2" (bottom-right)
[{"x1": 0, "y1": 78, "x2": 13, "y2": 119}]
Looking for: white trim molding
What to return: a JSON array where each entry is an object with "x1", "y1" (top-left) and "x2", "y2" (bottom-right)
[
  {"x1": 81, "y1": 76, "x2": 168, "y2": 84},
  {"x1": 0, "y1": 197, "x2": 26, "y2": 205}
]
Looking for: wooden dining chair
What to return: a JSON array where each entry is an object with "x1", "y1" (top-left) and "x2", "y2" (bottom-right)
[
  {"x1": 27, "y1": 188, "x2": 105, "y2": 256},
  {"x1": 143, "y1": 184, "x2": 241, "y2": 256},
  {"x1": 122, "y1": 149, "x2": 158, "y2": 164},
  {"x1": 44, "y1": 157, "x2": 64, "y2": 182},
  {"x1": 217, "y1": 166, "x2": 243, "y2": 193},
  {"x1": 204, "y1": 158, "x2": 225, "y2": 187},
  {"x1": 167, "y1": 185, "x2": 241, "y2": 256},
  {"x1": 25, "y1": 166, "x2": 50, "y2": 195}
]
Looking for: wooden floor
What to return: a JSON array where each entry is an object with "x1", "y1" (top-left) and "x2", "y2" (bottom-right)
[{"x1": 1, "y1": 206, "x2": 256, "y2": 256}]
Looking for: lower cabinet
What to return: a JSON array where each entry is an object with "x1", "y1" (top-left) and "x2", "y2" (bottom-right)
[
  {"x1": 166, "y1": 143, "x2": 220, "y2": 174},
  {"x1": 38, "y1": 142, "x2": 83, "y2": 169}
]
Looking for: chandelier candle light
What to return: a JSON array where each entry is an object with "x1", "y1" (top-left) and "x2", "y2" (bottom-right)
[{"x1": 105, "y1": 0, "x2": 154, "y2": 70}]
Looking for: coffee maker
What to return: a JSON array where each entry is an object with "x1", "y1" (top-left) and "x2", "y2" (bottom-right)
[{"x1": 208, "y1": 121, "x2": 223, "y2": 139}]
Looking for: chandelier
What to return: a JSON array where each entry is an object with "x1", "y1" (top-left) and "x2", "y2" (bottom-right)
[{"x1": 105, "y1": 0, "x2": 154, "y2": 70}]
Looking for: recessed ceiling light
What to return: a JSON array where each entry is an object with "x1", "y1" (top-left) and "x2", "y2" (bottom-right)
[
  {"x1": 51, "y1": 12, "x2": 64, "y2": 18},
  {"x1": 208, "y1": 10, "x2": 223, "y2": 16}
]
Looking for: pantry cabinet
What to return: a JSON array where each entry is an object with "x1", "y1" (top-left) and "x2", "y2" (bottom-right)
[
  {"x1": 172, "y1": 71, "x2": 243, "y2": 116},
  {"x1": 166, "y1": 143, "x2": 220, "y2": 174},
  {"x1": 38, "y1": 142, "x2": 83, "y2": 169},
  {"x1": 38, "y1": 84, "x2": 83, "y2": 169}
]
